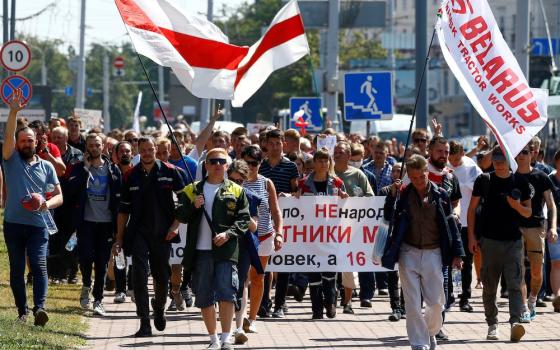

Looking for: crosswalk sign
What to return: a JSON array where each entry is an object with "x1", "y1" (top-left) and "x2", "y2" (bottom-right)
[
  {"x1": 289, "y1": 97, "x2": 323, "y2": 131},
  {"x1": 344, "y1": 71, "x2": 394, "y2": 121}
]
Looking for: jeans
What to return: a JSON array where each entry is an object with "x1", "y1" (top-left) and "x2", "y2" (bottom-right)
[
  {"x1": 77, "y1": 222, "x2": 113, "y2": 301},
  {"x1": 460, "y1": 228, "x2": 473, "y2": 303},
  {"x1": 192, "y1": 250, "x2": 238, "y2": 308},
  {"x1": 480, "y1": 237, "x2": 523, "y2": 325},
  {"x1": 399, "y1": 243, "x2": 444, "y2": 348},
  {"x1": 4, "y1": 221, "x2": 49, "y2": 316}
]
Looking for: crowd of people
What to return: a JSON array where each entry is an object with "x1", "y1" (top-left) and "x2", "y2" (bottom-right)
[{"x1": 3, "y1": 89, "x2": 560, "y2": 350}]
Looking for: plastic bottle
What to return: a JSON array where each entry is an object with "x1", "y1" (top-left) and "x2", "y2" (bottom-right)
[
  {"x1": 452, "y1": 269, "x2": 462, "y2": 298},
  {"x1": 65, "y1": 232, "x2": 78, "y2": 251},
  {"x1": 371, "y1": 219, "x2": 390, "y2": 265},
  {"x1": 42, "y1": 209, "x2": 58, "y2": 235},
  {"x1": 115, "y1": 250, "x2": 126, "y2": 270}
]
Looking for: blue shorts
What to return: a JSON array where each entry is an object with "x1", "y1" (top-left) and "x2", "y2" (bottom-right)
[
  {"x1": 192, "y1": 250, "x2": 238, "y2": 308},
  {"x1": 549, "y1": 231, "x2": 560, "y2": 261}
]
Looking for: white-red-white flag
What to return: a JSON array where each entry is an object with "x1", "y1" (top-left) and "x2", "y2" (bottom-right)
[{"x1": 114, "y1": 0, "x2": 309, "y2": 107}]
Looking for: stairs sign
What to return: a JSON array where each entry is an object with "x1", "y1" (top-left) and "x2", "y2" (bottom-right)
[
  {"x1": 289, "y1": 97, "x2": 323, "y2": 131},
  {"x1": 344, "y1": 71, "x2": 394, "y2": 121}
]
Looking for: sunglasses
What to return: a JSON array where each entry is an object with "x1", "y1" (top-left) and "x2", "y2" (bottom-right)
[
  {"x1": 414, "y1": 138, "x2": 427, "y2": 143},
  {"x1": 245, "y1": 159, "x2": 260, "y2": 167},
  {"x1": 229, "y1": 177, "x2": 244, "y2": 185},
  {"x1": 207, "y1": 158, "x2": 227, "y2": 165}
]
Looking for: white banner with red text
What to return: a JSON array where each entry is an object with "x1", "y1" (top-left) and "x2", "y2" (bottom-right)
[
  {"x1": 267, "y1": 196, "x2": 392, "y2": 272},
  {"x1": 436, "y1": 0, "x2": 548, "y2": 171}
]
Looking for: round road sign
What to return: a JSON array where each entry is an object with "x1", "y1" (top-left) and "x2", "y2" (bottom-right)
[
  {"x1": 1, "y1": 40, "x2": 31, "y2": 72},
  {"x1": 113, "y1": 56, "x2": 125, "y2": 69},
  {"x1": 1, "y1": 75, "x2": 33, "y2": 107}
]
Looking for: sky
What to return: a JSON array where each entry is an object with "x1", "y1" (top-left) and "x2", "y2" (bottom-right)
[{"x1": 9, "y1": 0, "x2": 247, "y2": 51}]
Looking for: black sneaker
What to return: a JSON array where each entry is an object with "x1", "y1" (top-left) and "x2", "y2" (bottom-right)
[
  {"x1": 293, "y1": 286, "x2": 305, "y2": 302},
  {"x1": 134, "y1": 320, "x2": 152, "y2": 337},
  {"x1": 311, "y1": 311, "x2": 323, "y2": 319},
  {"x1": 500, "y1": 290, "x2": 509, "y2": 299},
  {"x1": 325, "y1": 304, "x2": 336, "y2": 319},
  {"x1": 33, "y1": 308, "x2": 49, "y2": 327},
  {"x1": 360, "y1": 300, "x2": 372, "y2": 308},
  {"x1": 459, "y1": 302, "x2": 473, "y2": 312},
  {"x1": 536, "y1": 299, "x2": 547, "y2": 308},
  {"x1": 435, "y1": 330, "x2": 449, "y2": 341},
  {"x1": 342, "y1": 304, "x2": 354, "y2": 314},
  {"x1": 151, "y1": 298, "x2": 166, "y2": 331},
  {"x1": 388, "y1": 309, "x2": 401, "y2": 322}
]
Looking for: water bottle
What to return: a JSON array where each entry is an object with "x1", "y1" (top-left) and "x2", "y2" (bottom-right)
[
  {"x1": 371, "y1": 219, "x2": 390, "y2": 265},
  {"x1": 115, "y1": 250, "x2": 126, "y2": 270},
  {"x1": 452, "y1": 269, "x2": 462, "y2": 298},
  {"x1": 65, "y1": 232, "x2": 78, "y2": 251},
  {"x1": 42, "y1": 209, "x2": 58, "y2": 235}
]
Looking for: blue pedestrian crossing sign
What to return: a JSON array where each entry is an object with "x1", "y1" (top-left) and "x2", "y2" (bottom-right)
[
  {"x1": 344, "y1": 71, "x2": 394, "y2": 121},
  {"x1": 289, "y1": 97, "x2": 323, "y2": 131}
]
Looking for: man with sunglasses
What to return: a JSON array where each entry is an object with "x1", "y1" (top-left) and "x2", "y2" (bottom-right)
[
  {"x1": 515, "y1": 144, "x2": 557, "y2": 322},
  {"x1": 412, "y1": 129, "x2": 429, "y2": 157},
  {"x1": 173, "y1": 148, "x2": 250, "y2": 350},
  {"x1": 112, "y1": 136, "x2": 185, "y2": 337}
]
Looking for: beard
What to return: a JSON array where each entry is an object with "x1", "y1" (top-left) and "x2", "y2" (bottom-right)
[
  {"x1": 120, "y1": 157, "x2": 131, "y2": 166},
  {"x1": 18, "y1": 147, "x2": 36, "y2": 160},
  {"x1": 430, "y1": 157, "x2": 447, "y2": 169}
]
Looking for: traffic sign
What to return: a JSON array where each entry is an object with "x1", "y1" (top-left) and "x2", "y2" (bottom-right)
[
  {"x1": 1, "y1": 75, "x2": 33, "y2": 106},
  {"x1": 289, "y1": 97, "x2": 322, "y2": 132},
  {"x1": 1, "y1": 40, "x2": 31, "y2": 72},
  {"x1": 531, "y1": 38, "x2": 559, "y2": 56},
  {"x1": 113, "y1": 56, "x2": 125, "y2": 69},
  {"x1": 344, "y1": 71, "x2": 394, "y2": 121},
  {"x1": 64, "y1": 86, "x2": 73, "y2": 96},
  {"x1": 113, "y1": 68, "x2": 125, "y2": 77}
]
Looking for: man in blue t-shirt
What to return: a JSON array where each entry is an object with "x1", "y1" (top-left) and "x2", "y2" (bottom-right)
[{"x1": 2, "y1": 89, "x2": 63, "y2": 326}]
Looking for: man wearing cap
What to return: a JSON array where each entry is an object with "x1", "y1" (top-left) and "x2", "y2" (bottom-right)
[{"x1": 467, "y1": 146, "x2": 532, "y2": 342}]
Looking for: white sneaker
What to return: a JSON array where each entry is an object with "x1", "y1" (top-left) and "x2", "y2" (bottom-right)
[
  {"x1": 234, "y1": 328, "x2": 248, "y2": 344},
  {"x1": 207, "y1": 341, "x2": 221, "y2": 349},
  {"x1": 487, "y1": 324, "x2": 499, "y2": 340},
  {"x1": 246, "y1": 319, "x2": 258, "y2": 333},
  {"x1": 80, "y1": 286, "x2": 91, "y2": 310},
  {"x1": 114, "y1": 292, "x2": 126, "y2": 304},
  {"x1": 92, "y1": 301, "x2": 106, "y2": 316}
]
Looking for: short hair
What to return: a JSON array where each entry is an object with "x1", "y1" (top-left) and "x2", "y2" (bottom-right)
[
  {"x1": 266, "y1": 128, "x2": 284, "y2": 141},
  {"x1": 29, "y1": 120, "x2": 49, "y2": 134},
  {"x1": 405, "y1": 154, "x2": 428, "y2": 171},
  {"x1": 228, "y1": 159, "x2": 250, "y2": 179},
  {"x1": 449, "y1": 140, "x2": 464, "y2": 155},
  {"x1": 314, "y1": 147, "x2": 331, "y2": 161},
  {"x1": 155, "y1": 136, "x2": 171, "y2": 148},
  {"x1": 115, "y1": 141, "x2": 132, "y2": 155},
  {"x1": 51, "y1": 126, "x2": 68, "y2": 137},
  {"x1": 206, "y1": 147, "x2": 229, "y2": 160},
  {"x1": 15, "y1": 126, "x2": 34, "y2": 140},
  {"x1": 322, "y1": 128, "x2": 336, "y2": 135},
  {"x1": 350, "y1": 143, "x2": 365, "y2": 157},
  {"x1": 284, "y1": 129, "x2": 301, "y2": 142},
  {"x1": 412, "y1": 129, "x2": 428, "y2": 140},
  {"x1": 124, "y1": 130, "x2": 139, "y2": 140},
  {"x1": 531, "y1": 136, "x2": 542, "y2": 148},
  {"x1": 67, "y1": 116, "x2": 82, "y2": 127},
  {"x1": 212, "y1": 130, "x2": 230, "y2": 143},
  {"x1": 137, "y1": 135, "x2": 155, "y2": 147},
  {"x1": 336, "y1": 140, "x2": 351, "y2": 154},
  {"x1": 241, "y1": 144, "x2": 263, "y2": 162},
  {"x1": 85, "y1": 133, "x2": 103, "y2": 144},
  {"x1": 231, "y1": 127, "x2": 248, "y2": 138},
  {"x1": 428, "y1": 136, "x2": 448, "y2": 150},
  {"x1": 375, "y1": 142, "x2": 389, "y2": 152}
]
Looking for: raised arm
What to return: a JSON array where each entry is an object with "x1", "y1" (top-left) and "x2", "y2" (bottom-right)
[
  {"x1": 3, "y1": 89, "x2": 25, "y2": 161},
  {"x1": 194, "y1": 108, "x2": 222, "y2": 156}
]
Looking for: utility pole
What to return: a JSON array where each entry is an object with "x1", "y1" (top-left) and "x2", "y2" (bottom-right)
[
  {"x1": 76, "y1": 0, "x2": 87, "y2": 109},
  {"x1": 9, "y1": 0, "x2": 14, "y2": 40},
  {"x1": 515, "y1": 0, "x2": 530, "y2": 77},
  {"x1": 200, "y1": 0, "x2": 213, "y2": 128},
  {"x1": 386, "y1": 0, "x2": 396, "y2": 72},
  {"x1": 221, "y1": 4, "x2": 231, "y2": 121},
  {"x1": 3, "y1": 0, "x2": 8, "y2": 44},
  {"x1": 415, "y1": 0, "x2": 428, "y2": 129},
  {"x1": 158, "y1": 65, "x2": 165, "y2": 102},
  {"x1": 103, "y1": 54, "x2": 110, "y2": 131},
  {"x1": 325, "y1": 0, "x2": 340, "y2": 128}
]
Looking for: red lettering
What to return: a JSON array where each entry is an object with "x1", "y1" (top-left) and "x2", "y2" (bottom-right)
[
  {"x1": 328, "y1": 204, "x2": 338, "y2": 218},
  {"x1": 517, "y1": 101, "x2": 540, "y2": 123},
  {"x1": 475, "y1": 41, "x2": 494, "y2": 66},
  {"x1": 315, "y1": 204, "x2": 326, "y2": 217},
  {"x1": 452, "y1": 0, "x2": 474, "y2": 14},
  {"x1": 460, "y1": 16, "x2": 487, "y2": 40},
  {"x1": 310, "y1": 225, "x2": 323, "y2": 242},
  {"x1": 482, "y1": 56, "x2": 505, "y2": 80},
  {"x1": 490, "y1": 68, "x2": 519, "y2": 94},
  {"x1": 516, "y1": 125, "x2": 526, "y2": 134},
  {"x1": 503, "y1": 83, "x2": 533, "y2": 109},
  {"x1": 338, "y1": 226, "x2": 352, "y2": 243},
  {"x1": 363, "y1": 226, "x2": 378, "y2": 244},
  {"x1": 326, "y1": 226, "x2": 337, "y2": 242},
  {"x1": 470, "y1": 31, "x2": 492, "y2": 54},
  {"x1": 293, "y1": 225, "x2": 307, "y2": 242}
]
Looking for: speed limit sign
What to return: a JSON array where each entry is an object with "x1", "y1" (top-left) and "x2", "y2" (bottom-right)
[{"x1": 1, "y1": 40, "x2": 31, "y2": 72}]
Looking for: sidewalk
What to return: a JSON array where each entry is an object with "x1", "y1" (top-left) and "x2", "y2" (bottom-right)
[{"x1": 87, "y1": 284, "x2": 560, "y2": 350}]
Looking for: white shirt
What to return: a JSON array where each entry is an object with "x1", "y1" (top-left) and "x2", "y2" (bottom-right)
[
  {"x1": 196, "y1": 181, "x2": 222, "y2": 250},
  {"x1": 449, "y1": 156, "x2": 482, "y2": 227}
]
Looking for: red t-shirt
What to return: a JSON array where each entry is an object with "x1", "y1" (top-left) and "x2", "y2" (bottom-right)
[{"x1": 38, "y1": 143, "x2": 62, "y2": 160}]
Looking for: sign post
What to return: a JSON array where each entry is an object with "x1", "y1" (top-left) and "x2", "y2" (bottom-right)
[{"x1": 113, "y1": 56, "x2": 125, "y2": 77}]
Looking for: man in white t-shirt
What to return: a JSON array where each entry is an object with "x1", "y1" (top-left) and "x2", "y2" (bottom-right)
[{"x1": 448, "y1": 140, "x2": 482, "y2": 313}]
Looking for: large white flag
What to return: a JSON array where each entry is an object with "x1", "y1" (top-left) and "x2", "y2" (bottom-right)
[
  {"x1": 436, "y1": 0, "x2": 548, "y2": 170},
  {"x1": 114, "y1": 0, "x2": 309, "y2": 107}
]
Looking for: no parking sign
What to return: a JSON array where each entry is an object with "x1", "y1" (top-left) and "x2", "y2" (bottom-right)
[{"x1": 1, "y1": 75, "x2": 33, "y2": 106}]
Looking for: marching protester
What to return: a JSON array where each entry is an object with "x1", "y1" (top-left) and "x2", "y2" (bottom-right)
[
  {"x1": 66, "y1": 133, "x2": 122, "y2": 316},
  {"x1": 467, "y1": 146, "x2": 532, "y2": 342},
  {"x1": 67, "y1": 116, "x2": 86, "y2": 152},
  {"x1": 333, "y1": 141, "x2": 374, "y2": 313},
  {"x1": 112, "y1": 136, "x2": 185, "y2": 337},
  {"x1": 297, "y1": 147, "x2": 348, "y2": 319},
  {"x1": 515, "y1": 142, "x2": 557, "y2": 322},
  {"x1": 548, "y1": 151, "x2": 560, "y2": 312},
  {"x1": 240, "y1": 145, "x2": 283, "y2": 331},
  {"x1": 3, "y1": 90, "x2": 63, "y2": 326},
  {"x1": 173, "y1": 147, "x2": 251, "y2": 350},
  {"x1": 383, "y1": 154, "x2": 464, "y2": 350}
]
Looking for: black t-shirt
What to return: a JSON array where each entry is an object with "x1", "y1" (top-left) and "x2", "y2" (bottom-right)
[
  {"x1": 314, "y1": 181, "x2": 327, "y2": 196},
  {"x1": 518, "y1": 168, "x2": 553, "y2": 228},
  {"x1": 472, "y1": 172, "x2": 531, "y2": 241},
  {"x1": 138, "y1": 167, "x2": 165, "y2": 238}
]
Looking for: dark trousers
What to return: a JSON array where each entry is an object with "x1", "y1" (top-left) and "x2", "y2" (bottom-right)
[
  {"x1": 274, "y1": 272, "x2": 290, "y2": 309},
  {"x1": 358, "y1": 272, "x2": 374, "y2": 300},
  {"x1": 236, "y1": 247, "x2": 250, "y2": 307},
  {"x1": 374, "y1": 272, "x2": 388, "y2": 290},
  {"x1": 131, "y1": 234, "x2": 171, "y2": 321},
  {"x1": 387, "y1": 270, "x2": 405, "y2": 311},
  {"x1": 4, "y1": 221, "x2": 49, "y2": 316},
  {"x1": 115, "y1": 262, "x2": 133, "y2": 294},
  {"x1": 460, "y1": 228, "x2": 473, "y2": 303},
  {"x1": 308, "y1": 272, "x2": 336, "y2": 314},
  {"x1": 77, "y1": 221, "x2": 113, "y2": 301}
]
